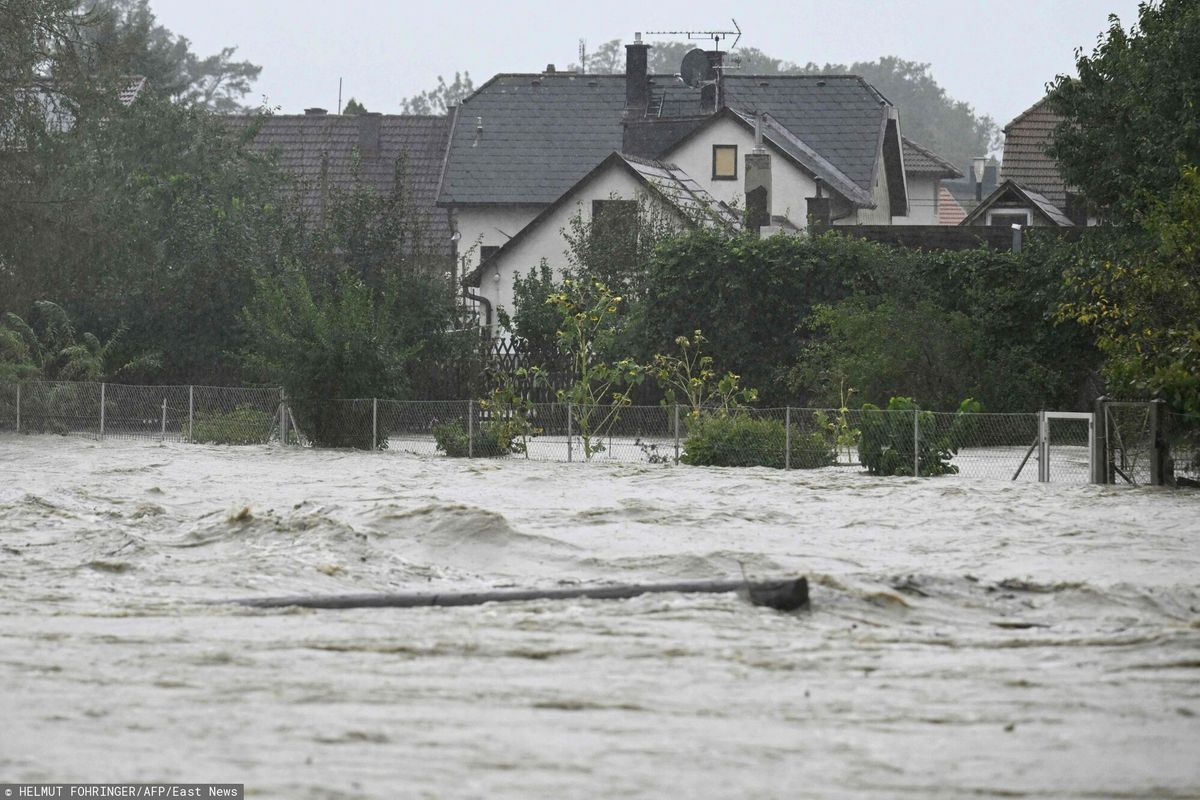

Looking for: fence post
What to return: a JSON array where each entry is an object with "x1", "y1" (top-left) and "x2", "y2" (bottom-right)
[
  {"x1": 14, "y1": 384, "x2": 19, "y2": 433},
  {"x1": 1149, "y1": 398, "x2": 1165, "y2": 486},
  {"x1": 785, "y1": 406, "x2": 792, "y2": 470},
  {"x1": 566, "y1": 402, "x2": 573, "y2": 463},
  {"x1": 1038, "y1": 411, "x2": 1048, "y2": 482},
  {"x1": 99, "y1": 382, "x2": 106, "y2": 439},
  {"x1": 187, "y1": 385, "x2": 194, "y2": 442},
  {"x1": 673, "y1": 404, "x2": 680, "y2": 463},
  {"x1": 372, "y1": 398, "x2": 378, "y2": 452},
  {"x1": 467, "y1": 399, "x2": 474, "y2": 458},
  {"x1": 160, "y1": 398, "x2": 167, "y2": 442},
  {"x1": 279, "y1": 388, "x2": 287, "y2": 446},
  {"x1": 912, "y1": 409, "x2": 920, "y2": 477}
]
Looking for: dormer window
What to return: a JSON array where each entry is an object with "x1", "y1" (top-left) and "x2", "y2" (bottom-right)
[{"x1": 712, "y1": 145, "x2": 738, "y2": 180}]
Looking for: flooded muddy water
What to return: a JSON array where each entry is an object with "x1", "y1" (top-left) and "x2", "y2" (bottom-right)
[{"x1": 1, "y1": 435, "x2": 1197, "y2": 798}]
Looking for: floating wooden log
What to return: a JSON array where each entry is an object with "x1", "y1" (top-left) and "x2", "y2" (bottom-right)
[{"x1": 231, "y1": 576, "x2": 809, "y2": 612}]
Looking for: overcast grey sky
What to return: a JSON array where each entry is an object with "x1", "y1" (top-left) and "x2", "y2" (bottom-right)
[{"x1": 149, "y1": 0, "x2": 1144, "y2": 126}]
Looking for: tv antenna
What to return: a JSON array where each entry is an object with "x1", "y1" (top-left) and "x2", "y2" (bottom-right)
[{"x1": 642, "y1": 18, "x2": 742, "y2": 52}]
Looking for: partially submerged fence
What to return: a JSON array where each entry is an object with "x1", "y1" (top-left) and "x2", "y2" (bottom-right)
[{"x1": 1, "y1": 382, "x2": 1196, "y2": 486}]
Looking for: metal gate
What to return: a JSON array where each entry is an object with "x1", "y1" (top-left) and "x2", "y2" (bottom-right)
[{"x1": 1039, "y1": 411, "x2": 1095, "y2": 483}]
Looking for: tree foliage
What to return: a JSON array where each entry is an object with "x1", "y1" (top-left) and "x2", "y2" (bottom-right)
[
  {"x1": 1060, "y1": 166, "x2": 1200, "y2": 417},
  {"x1": 77, "y1": 0, "x2": 262, "y2": 112},
  {"x1": 1048, "y1": 0, "x2": 1200, "y2": 221},
  {"x1": 399, "y1": 71, "x2": 474, "y2": 115}
]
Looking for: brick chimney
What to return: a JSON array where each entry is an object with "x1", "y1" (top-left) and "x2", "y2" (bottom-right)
[
  {"x1": 700, "y1": 51, "x2": 724, "y2": 112},
  {"x1": 358, "y1": 112, "x2": 382, "y2": 158},
  {"x1": 625, "y1": 33, "x2": 650, "y2": 119}
]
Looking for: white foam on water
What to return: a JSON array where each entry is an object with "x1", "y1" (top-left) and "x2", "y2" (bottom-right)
[{"x1": 0, "y1": 434, "x2": 1197, "y2": 798}]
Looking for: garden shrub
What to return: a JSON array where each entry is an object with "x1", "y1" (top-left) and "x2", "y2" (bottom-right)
[
  {"x1": 190, "y1": 405, "x2": 274, "y2": 445},
  {"x1": 858, "y1": 396, "x2": 980, "y2": 476},
  {"x1": 433, "y1": 419, "x2": 517, "y2": 458},
  {"x1": 681, "y1": 414, "x2": 834, "y2": 469}
]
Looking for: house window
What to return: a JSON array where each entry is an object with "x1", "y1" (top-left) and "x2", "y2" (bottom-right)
[
  {"x1": 712, "y1": 144, "x2": 738, "y2": 180},
  {"x1": 987, "y1": 211, "x2": 1030, "y2": 227}
]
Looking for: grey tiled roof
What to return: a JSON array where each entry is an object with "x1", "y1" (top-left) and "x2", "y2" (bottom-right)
[
  {"x1": 1001, "y1": 97, "x2": 1069, "y2": 209},
  {"x1": 439, "y1": 73, "x2": 892, "y2": 206},
  {"x1": 226, "y1": 113, "x2": 453, "y2": 253},
  {"x1": 732, "y1": 110, "x2": 874, "y2": 207},
  {"x1": 902, "y1": 136, "x2": 963, "y2": 178}
]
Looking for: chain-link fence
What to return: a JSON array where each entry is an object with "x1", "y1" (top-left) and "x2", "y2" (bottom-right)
[
  {"x1": 0, "y1": 381, "x2": 283, "y2": 444},
  {"x1": 1162, "y1": 410, "x2": 1200, "y2": 485},
  {"x1": 5, "y1": 380, "x2": 1196, "y2": 486}
]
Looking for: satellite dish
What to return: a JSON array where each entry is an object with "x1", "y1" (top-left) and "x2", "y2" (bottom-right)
[{"x1": 680, "y1": 48, "x2": 711, "y2": 88}]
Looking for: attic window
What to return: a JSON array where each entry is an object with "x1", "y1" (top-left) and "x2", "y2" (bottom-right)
[{"x1": 712, "y1": 144, "x2": 738, "y2": 180}]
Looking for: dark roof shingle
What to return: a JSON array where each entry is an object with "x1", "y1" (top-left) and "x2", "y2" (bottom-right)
[
  {"x1": 227, "y1": 113, "x2": 454, "y2": 253},
  {"x1": 902, "y1": 136, "x2": 963, "y2": 178},
  {"x1": 438, "y1": 73, "x2": 893, "y2": 206}
]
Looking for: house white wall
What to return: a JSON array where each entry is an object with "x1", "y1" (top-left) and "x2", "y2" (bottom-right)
[
  {"x1": 663, "y1": 117, "x2": 818, "y2": 228},
  {"x1": 893, "y1": 175, "x2": 940, "y2": 225},
  {"x1": 846, "y1": 158, "x2": 892, "y2": 225},
  {"x1": 453, "y1": 205, "x2": 542, "y2": 274},
  {"x1": 479, "y1": 166, "x2": 681, "y2": 328}
]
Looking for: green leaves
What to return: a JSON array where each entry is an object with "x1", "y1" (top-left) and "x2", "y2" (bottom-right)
[{"x1": 1048, "y1": 0, "x2": 1200, "y2": 221}]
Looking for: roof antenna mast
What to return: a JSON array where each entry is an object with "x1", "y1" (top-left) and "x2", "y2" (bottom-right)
[
  {"x1": 642, "y1": 17, "x2": 741, "y2": 52},
  {"x1": 643, "y1": 19, "x2": 742, "y2": 107}
]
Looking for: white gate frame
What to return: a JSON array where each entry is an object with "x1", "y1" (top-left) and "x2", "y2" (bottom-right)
[{"x1": 1039, "y1": 411, "x2": 1095, "y2": 483}]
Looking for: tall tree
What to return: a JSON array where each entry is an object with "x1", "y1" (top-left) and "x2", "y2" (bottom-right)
[
  {"x1": 1047, "y1": 0, "x2": 1200, "y2": 221},
  {"x1": 75, "y1": 0, "x2": 262, "y2": 112}
]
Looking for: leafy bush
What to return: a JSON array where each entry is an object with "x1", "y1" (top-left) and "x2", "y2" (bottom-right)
[
  {"x1": 190, "y1": 405, "x2": 274, "y2": 445},
  {"x1": 858, "y1": 397, "x2": 980, "y2": 476},
  {"x1": 432, "y1": 419, "x2": 517, "y2": 458},
  {"x1": 681, "y1": 414, "x2": 834, "y2": 469}
]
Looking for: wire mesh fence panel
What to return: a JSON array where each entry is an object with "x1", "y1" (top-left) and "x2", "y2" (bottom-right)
[
  {"x1": 564, "y1": 404, "x2": 674, "y2": 464},
  {"x1": 0, "y1": 383, "x2": 16, "y2": 432},
  {"x1": 381, "y1": 400, "x2": 470, "y2": 456},
  {"x1": 189, "y1": 386, "x2": 281, "y2": 445},
  {"x1": 1163, "y1": 411, "x2": 1200, "y2": 483},
  {"x1": 1043, "y1": 415, "x2": 1093, "y2": 484},
  {"x1": 11, "y1": 381, "x2": 102, "y2": 437},
  {"x1": 928, "y1": 411, "x2": 1042, "y2": 481},
  {"x1": 101, "y1": 384, "x2": 191, "y2": 441},
  {"x1": 521, "y1": 402, "x2": 571, "y2": 462},
  {"x1": 1103, "y1": 402, "x2": 1155, "y2": 486}
]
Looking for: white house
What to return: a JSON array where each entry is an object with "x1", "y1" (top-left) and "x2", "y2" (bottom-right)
[
  {"x1": 432, "y1": 39, "x2": 962, "y2": 330},
  {"x1": 461, "y1": 151, "x2": 738, "y2": 322}
]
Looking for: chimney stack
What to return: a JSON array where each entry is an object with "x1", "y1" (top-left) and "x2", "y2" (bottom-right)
[
  {"x1": 357, "y1": 112, "x2": 382, "y2": 158},
  {"x1": 625, "y1": 33, "x2": 650, "y2": 119},
  {"x1": 745, "y1": 114, "x2": 772, "y2": 233}
]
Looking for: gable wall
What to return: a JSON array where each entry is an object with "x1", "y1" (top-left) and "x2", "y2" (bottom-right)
[
  {"x1": 454, "y1": 206, "x2": 543, "y2": 274},
  {"x1": 664, "y1": 117, "x2": 818, "y2": 228},
  {"x1": 893, "y1": 175, "x2": 940, "y2": 225},
  {"x1": 481, "y1": 167, "x2": 681, "y2": 327}
]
